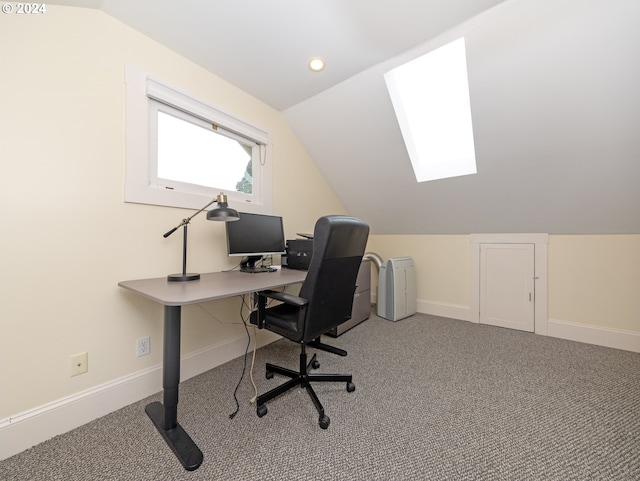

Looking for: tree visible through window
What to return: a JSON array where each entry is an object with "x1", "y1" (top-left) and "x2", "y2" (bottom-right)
[{"x1": 236, "y1": 160, "x2": 253, "y2": 194}]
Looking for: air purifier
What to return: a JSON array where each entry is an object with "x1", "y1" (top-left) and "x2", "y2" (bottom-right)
[{"x1": 377, "y1": 257, "x2": 416, "y2": 321}]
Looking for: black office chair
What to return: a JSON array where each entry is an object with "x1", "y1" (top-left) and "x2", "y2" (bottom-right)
[{"x1": 250, "y1": 215, "x2": 369, "y2": 428}]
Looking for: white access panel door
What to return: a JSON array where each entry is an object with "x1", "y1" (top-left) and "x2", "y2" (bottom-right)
[{"x1": 480, "y1": 243, "x2": 535, "y2": 332}]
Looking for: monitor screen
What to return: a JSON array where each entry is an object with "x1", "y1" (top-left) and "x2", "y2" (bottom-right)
[{"x1": 225, "y1": 212, "x2": 286, "y2": 272}]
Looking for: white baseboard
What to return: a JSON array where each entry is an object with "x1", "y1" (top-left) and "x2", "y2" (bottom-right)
[
  {"x1": 415, "y1": 301, "x2": 639, "y2": 353},
  {"x1": 371, "y1": 292, "x2": 472, "y2": 323},
  {"x1": 417, "y1": 299, "x2": 471, "y2": 322},
  {"x1": 547, "y1": 318, "x2": 640, "y2": 353},
  {"x1": 0, "y1": 330, "x2": 279, "y2": 461}
]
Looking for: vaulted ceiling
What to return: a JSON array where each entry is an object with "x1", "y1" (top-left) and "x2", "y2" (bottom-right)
[{"x1": 48, "y1": 0, "x2": 640, "y2": 234}]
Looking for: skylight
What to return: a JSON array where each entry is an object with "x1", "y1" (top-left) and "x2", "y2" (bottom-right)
[{"x1": 385, "y1": 38, "x2": 477, "y2": 182}]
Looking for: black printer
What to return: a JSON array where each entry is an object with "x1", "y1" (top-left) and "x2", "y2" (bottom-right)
[{"x1": 282, "y1": 238, "x2": 313, "y2": 270}]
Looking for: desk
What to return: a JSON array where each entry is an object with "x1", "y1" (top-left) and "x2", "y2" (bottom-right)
[{"x1": 118, "y1": 268, "x2": 306, "y2": 471}]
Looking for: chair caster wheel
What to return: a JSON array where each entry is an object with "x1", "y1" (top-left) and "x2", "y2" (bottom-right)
[
  {"x1": 346, "y1": 382, "x2": 355, "y2": 393},
  {"x1": 266, "y1": 371, "x2": 274, "y2": 380},
  {"x1": 319, "y1": 415, "x2": 330, "y2": 429},
  {"x1": 311, "y1": 360, "x2": 320, "y2": 369},
  {"x1": 257, "y1": 404, "x2": 267, "y2": 418}
]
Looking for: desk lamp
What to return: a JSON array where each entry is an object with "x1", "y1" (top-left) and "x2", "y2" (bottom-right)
[{"x1": 163, "y1": 193, "x2": 239, "y2": 282}]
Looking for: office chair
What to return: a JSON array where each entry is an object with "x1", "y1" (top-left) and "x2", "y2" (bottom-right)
[{"x1": 250, "y1": 215, "x2": 369, "y2": 428}]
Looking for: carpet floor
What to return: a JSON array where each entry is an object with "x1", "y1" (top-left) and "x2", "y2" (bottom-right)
[{"x1": 1, "y1": 312, "x2": 639, "y2": 480}]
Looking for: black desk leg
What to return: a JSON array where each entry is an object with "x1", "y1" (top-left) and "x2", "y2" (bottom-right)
[{"x1": 145, "y1": 305, "x2": 203, "y2": 471}]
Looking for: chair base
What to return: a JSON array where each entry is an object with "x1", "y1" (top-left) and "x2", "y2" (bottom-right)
[
  {"x1": 308, "y1": 336, "x2": 347, "y2": 357},
  {"x1": 256, "y1": 347, "x2": 355, "y2": 429}
]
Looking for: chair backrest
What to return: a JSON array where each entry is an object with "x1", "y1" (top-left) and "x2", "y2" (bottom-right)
[{"x1": 299, "y1": 215, "x2": 370, "y2": 341}]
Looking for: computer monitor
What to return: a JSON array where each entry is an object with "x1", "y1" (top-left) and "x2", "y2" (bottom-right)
[{"x1": 225, "y1": 212, "x2": 286, "y2": 273}]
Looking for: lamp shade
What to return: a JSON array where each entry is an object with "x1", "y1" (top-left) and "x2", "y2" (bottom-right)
[{"x1": 206, "y1": 194, "x2": 239, "y2": 221}]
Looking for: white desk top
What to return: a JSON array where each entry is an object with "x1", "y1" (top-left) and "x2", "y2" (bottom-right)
[{"x1": 118, "y1": 268, "x2": 306, "y2": 306}]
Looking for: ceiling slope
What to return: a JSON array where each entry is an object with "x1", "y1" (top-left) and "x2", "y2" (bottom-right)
[{"x1": 285, "y1": 0, "x2": 640, "y2": 234}]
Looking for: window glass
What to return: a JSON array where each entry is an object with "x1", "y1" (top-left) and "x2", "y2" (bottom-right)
[
  {"x1": 385, "y1": 37, "x2": 477, "y2": 182},
  {"x1": 156, "y1": 110, "x2": 253, "y2": 193}
]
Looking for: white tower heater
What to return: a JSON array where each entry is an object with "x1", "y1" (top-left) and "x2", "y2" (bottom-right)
[{"x1": 377, "y1": 257, "x2": 416, "y2": 321}]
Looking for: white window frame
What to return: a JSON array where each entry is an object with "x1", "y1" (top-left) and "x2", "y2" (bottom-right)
[{"x1": 124, "y1": 63, "x2": 273, "y2": 212}]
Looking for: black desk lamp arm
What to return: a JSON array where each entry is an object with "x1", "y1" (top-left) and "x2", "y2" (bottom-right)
[{"x1": 163, "y1": 198, "x2": 219, "y2": 238}]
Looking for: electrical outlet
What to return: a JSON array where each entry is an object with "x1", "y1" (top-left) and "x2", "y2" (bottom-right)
[
  {"x1": 70, "y1": 352, "x2": 88, "y2": 377},
  {"x1": 137, "y1": 336, "x2": 150, "y2": 357}
]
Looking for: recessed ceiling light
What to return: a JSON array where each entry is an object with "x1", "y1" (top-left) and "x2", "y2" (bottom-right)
[{"x1": 308, "y1": 57, "x2": 325, "y2": 72}]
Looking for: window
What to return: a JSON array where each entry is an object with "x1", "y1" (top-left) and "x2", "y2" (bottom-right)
[
  {"x1": 125, "y1": 64, "x2": 272, "y2": 211},
  {"x1": 384, "y1": 38, "x2": 476, "y2": 182}
]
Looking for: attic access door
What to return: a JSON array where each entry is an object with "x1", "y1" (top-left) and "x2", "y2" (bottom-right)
[
  {"x1": 470, "y1": 234, "x2": 548, "y2": 335},
  {"x1": 480, "y1": 243, "x2": 535, "y2": 332}
]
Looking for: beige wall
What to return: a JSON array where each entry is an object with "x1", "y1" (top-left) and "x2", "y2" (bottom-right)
[
  {"x1": 367, "y1": 235, "x2": 470, "y2": 307},
  {"x1": 548, "y1": 235, "x2": 640, "y2": 332},
  {"x1": 0, "y1": 6, "x2": 346, "y2": 418},
  {"x1": 368, "y1": 234, "x2": 640, "y2": 333}
]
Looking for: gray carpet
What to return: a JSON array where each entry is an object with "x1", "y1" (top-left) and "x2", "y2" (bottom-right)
[{"x1": 2, "y1": 313, "x2": 639, "y2": 480}]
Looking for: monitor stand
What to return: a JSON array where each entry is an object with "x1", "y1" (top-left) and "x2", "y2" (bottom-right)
[{"x1": 240, "y1": 255, "x2": 276, "y2": 273}]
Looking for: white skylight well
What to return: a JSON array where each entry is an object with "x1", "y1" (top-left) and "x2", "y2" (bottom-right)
[{"x1": 385, "y1": 38, "x2": 477, "y2": 182}]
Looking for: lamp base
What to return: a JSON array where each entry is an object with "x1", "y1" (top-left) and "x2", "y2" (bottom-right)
[{"x1": 167, "y1": 273, "x2": 201, "y2": 282}]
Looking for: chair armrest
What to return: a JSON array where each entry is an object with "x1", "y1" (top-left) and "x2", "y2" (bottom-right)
[
  {"x1": 253, "y1": 290, "x2": 309, "y2": 329},
  {"x1": 258, "y1": 290, "x2": 309, "y2": 307}
]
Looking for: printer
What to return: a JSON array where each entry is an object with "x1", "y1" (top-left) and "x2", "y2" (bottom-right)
[{"x1": 282, "y1": 238, "x2": 313, "y2": 270}]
